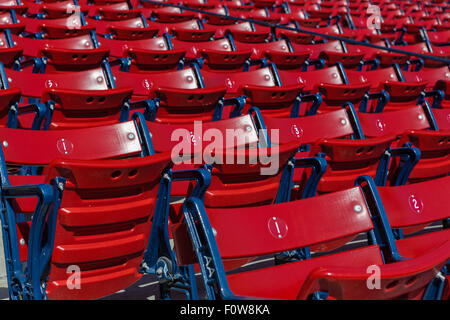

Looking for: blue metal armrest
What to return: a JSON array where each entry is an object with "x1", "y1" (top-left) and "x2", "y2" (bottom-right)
[
  {"x1": 225, "y1": 95, "x2": 247, "y2": 119},
  {"x1": 0, "y1": 178, "x2": 65, "y2": 300},
  {"x1": 243, "y1": 57, "x2": 269, "y2": 72},
  {"x1": 296, "y1": 92, "x2": 323, "y2": 116}
]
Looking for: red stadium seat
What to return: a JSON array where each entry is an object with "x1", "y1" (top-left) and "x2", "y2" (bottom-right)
[{"x1": 397, "y1": 130, "x2": 450, "y2": 183}]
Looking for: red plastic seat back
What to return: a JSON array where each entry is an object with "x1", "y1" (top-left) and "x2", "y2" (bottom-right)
[
  {"x1": 42, "y1": 48, "x2": 110, "y2": 71},
  {"x1": 0, "y1": 3, "x2": 27, "y2": 16},
  {"x1": 291, "y1": 18, "x2": 321, "y2": 28},
  {"x1": 0, "y1": 12, "x2": 24, "y2": 35},
  {"x1": 402, "y1": 66, "x2": 450, "y2": 90},
  {"x1": 151, "y1": 8, "x2": 195, "y2": 23},
  {"x1": 102, "y1": 36, "x2": 171, "y2": 57},
  {"x1": 172, "y1": 37, "x2": 233, "y2": 59},
  {"x1": 383, "y1": 81, "x2": 427, "y2": 103},
  {"x1": 13, "y1": 30, "x2": 102, "y2": 70},
  {"x1": 200, "y1": 49, "x2": 251, "y2": 70},
  {"x1": 396, "y1": 130, "x2": 450, "y2": 182},
  {"x1": 109, "y1": 26, "x2": 159, "y2": 40},
  {"x1": 278, "y1": 66, "x2": 345, "y2": 92},
  {"x1": 205, "y1": 186, "x2": 374, "y2": 258},
  {"x1": 14, "y1": 34, "x2": 96, "y2": 56},
  {"x1": 320, "y1": 51, "x2": 365, "y2": 69},
  {"x1": 40, "y1": 2, "x2": 89, "y2": 19},
  {"x1": 265, "y1": 50, "x2": 310, "y2": 70},
  {"x1": 203, "y1": 8, "x2": 235, "y2": 25},
  {"x1": 233, "y1": 38, "x2": 298, "y2": 60},
  {"x1": 19, "y1": 15, "x2": 95, "y2": 38},
  {"x1": 87, "y1": 17, "x2": 158, "y2": 39},
  {"x1": 99, "y1": 8, "x2": 141, "y2": 21},
  {"x1": 241, "y1": 84, "x2": 304, "y2": 108},
  {"x1": 147, "y1": 19, "x2": 202, "y2": 36},
  {"x1": 398, "y1": 130, "x2": 450, "y2": 158},
  {"x1": 44, "y1": 153, "x2": 173, "y2": 300},
  {"x1": 318, "y1": 83, "x2": 370, "y2": 106},
  {"x1": 346, "y1": 67, "x2": 401, "y2": 91},
  {"x1": 44, "y1": 24, "x2": 96, "y2": 38},
  {"x1": 0, "y1": 47, "x2": 22, "y2": 68},
  {"x1": 278, "y1": 30, "x2": 315, "y2": 44},
  {"x1": 376, "y1": 51, "x2": 410, "y2": 68},
  {"x1": 171, "y1": 27, "x2": 216, "y2": 42},
  {"x1": 291, "y1": 40, "x2": 343, "y2": 60},
  {"x1": 228, "y1": 29, "x2": 271, "y2": 43}
]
